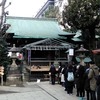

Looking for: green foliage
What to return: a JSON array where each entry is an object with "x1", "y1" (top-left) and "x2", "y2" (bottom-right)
[
  {"x1": 0, "y1": 38, "x2": 10, "y2": 67},
  {"x1": 62, "y1": 0, "x2": 100, "y2": 49},
  {"x1": 64, "y1": 0, "x2": 100, "y2": 29}
]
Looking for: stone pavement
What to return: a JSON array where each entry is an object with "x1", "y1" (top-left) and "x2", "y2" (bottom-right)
[{"x1": 0, "y1": 81, "x2": 79, "y2": 100}]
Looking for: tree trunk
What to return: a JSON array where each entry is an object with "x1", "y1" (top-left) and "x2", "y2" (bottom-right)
[
  {"x1": 82, "y1": 28, "x2": 95, "y2": 50},
  {"x1": 89, "y1": 28, "x2": 95, "y2": 49}
]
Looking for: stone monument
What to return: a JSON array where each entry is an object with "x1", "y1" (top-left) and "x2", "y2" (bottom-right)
[
  {"x1": 7, "y1": 44, "x2": 22, "y2": 86},
  {"x1": 75, "y1": 45, "x2": 89, "y2": 66}
]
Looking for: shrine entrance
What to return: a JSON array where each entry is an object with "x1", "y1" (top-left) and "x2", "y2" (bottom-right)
[{"x1": 23, "y1": 38, "x2": 73, "y2": 81}]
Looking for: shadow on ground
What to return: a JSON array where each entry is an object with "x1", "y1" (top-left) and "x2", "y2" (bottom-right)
[{"x1": 0, "y1": 90, "x2": 19, "y2": 94}]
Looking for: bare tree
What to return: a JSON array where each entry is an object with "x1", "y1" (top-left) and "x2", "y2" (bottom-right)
[{"x1": 0, "y1": 0, "x2": 11, "y2": 38}]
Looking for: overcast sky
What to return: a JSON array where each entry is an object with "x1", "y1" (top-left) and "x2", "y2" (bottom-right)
[{"x1": 3, "y1": 0, "x2": 47, "y2": 17}]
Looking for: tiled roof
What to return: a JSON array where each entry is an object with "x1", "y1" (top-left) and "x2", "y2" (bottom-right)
[{"x1": 6, "y1": 16, "x2": 74, "y2": 39}]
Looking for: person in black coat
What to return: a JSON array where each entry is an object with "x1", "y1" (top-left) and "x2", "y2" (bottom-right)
[
  {"x1": 75, "y1": 65, "x2": 85, "y2": 97},
  {"x1": 65, "y1": 63, "x2": 74, "y2": 94},
  {"x1": 49, "y1": 62, "x2": 56, "y2": 85},
  {"x1": 84, "y1": 66, "x2": 92, "y2": 100}
]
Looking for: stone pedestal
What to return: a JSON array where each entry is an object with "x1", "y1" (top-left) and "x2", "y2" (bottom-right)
[{"x1": 6, "y1": 65, "x2": 22, "y2": 86}]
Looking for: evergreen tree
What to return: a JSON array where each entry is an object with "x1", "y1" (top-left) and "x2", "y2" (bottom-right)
[
  {"x1": 0, "y1": 37, "x2": 10, "y2": 82},
  {"x1": 0, "y1": 0, "x2": 11, "y2": 82},
  {"x1": 62, "y1": 0, "x2": 100, "y2": 49}
]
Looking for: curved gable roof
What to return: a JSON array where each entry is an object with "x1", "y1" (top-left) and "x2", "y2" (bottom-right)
[
  {"x1": 6, "y1": 16, "x2": 74, "y2": 39},
  {"x1": 23, "y1": 38, "x2": 73, "y2": 50}
]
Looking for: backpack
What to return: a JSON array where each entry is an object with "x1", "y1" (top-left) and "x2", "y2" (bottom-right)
[
  {"x1": 91, "y1": 68, "x2": 98, "y2": 80},
  {"x1": 67, "y1": 72, "x2": 74, "y2": 82}
]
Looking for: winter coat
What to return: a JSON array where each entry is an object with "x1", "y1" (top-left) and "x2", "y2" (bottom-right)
[
  {"x1": 49, "y1": 65, "x2": 56, "y2": 76},
  {"x1": 75, "y1": 65, "x2": 85, "y2": 90},
  {"x1": 84, "y1": 68, "x2": 91, "y2": 91},
  {"x1": 88, "y1": 65, "x2": 99, "y2": 91},
  {"x1": 65, "y1": 68, "x2": 74, "y2": 87}
]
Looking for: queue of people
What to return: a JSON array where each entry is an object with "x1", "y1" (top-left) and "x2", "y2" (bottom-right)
[{"x1": 49, "y1": 61, "x2": 100, "y2": 100}]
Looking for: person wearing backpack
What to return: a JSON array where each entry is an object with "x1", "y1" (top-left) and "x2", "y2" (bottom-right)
[
  {"x1": 88, "y1": 61, "x2": 99, "y2": 100},
  {"x1": 65, "y1": 63, "x2": 74, "y2": 94}
]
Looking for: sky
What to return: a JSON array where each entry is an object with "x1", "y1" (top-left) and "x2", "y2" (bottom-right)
[{"x1": 2, "y1": 0, "x2": 47, "y2": 17}]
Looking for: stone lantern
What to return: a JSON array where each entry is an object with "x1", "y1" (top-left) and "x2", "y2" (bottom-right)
[
  {"x1": 75, "y1": 45, "x2": 89, "y2": 66},
  {"x1": 7, "y1": 44, "x2": 22, "y2": 86},
  {"x1": 9, "y1": 44, "x2": 19, "y2": 69}
]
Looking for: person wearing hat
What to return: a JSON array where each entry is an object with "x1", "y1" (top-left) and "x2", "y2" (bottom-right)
[{"x1": 88, "y1": 61, "x2": 99, "y2": 100}]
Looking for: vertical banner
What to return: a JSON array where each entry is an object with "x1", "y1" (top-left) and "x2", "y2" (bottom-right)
[
  {"x1": 68, "y1": 49, "x2": 74, "y2": 63},
  {"x1": 69, "y1": 49, "x2": 74, "y2": 56},
  {"x1": 28, "y1": 50, "x2": 31, "y2": 65}
]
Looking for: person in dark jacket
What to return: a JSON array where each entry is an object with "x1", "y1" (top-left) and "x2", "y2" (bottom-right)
[
  {"x1": 75, "y1": 64, "x2": 85, "y2": 97},
  {"x1": 65, "y1": 63, "x2": 74, "y2": 94},
  {"x1": 84, "y1": 65, "x2": 92, "y2": 100},
  {"x1": 75, "y1": 64, "x2": 80, "y2": 96},
  {"x1": 49, "y1": 62, "x2": 56, "y2": 85}
]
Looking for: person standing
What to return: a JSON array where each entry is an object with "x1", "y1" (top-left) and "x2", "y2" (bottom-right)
[
  {"x1": 75, "y1": 64, "x2": 85, "y2": 97},
  {"x1": 49, "y1": 62, "x2": 56, "y2": 85},
  {"x1": 84, "y1": 64, "x2": 92, "y2": 100},
  {"x1": 60, "y1": 66, "x2": 65, "y2": 86},
  {"x1": 62, "y1": 63, "x2": 68, "y2": 91},
  {"x1": 88, "y1": 61, "x2": 99, "y2": 100},
  {"x1": 65, "y1": 63, "x2": 74, "y2": 94},
  {"x1": 58, "y1": 63, "x2": 62, "y2": 84}
]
